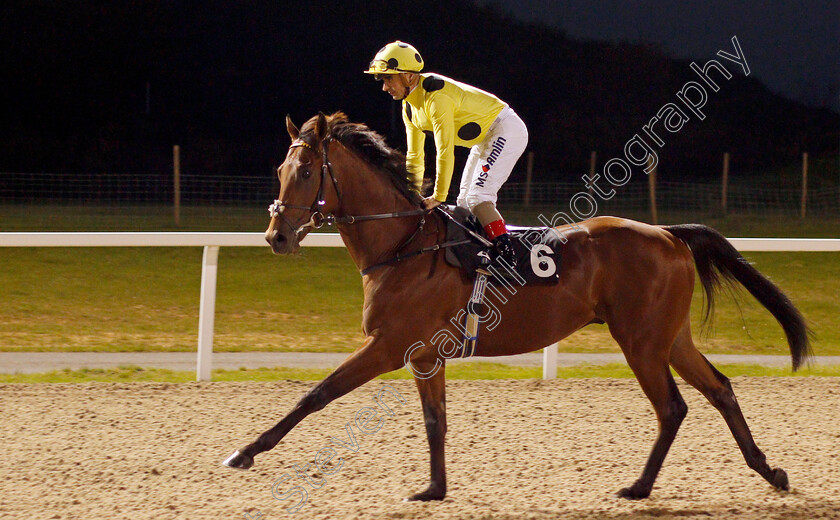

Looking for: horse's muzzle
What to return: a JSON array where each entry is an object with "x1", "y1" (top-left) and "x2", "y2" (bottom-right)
[{"x1": 265, "y1": 228, "x2": 297, "y2": 255}]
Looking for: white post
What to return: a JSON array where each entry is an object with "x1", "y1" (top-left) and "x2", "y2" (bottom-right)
[
  {"x1": 542, "y1": 342, "x2": 558, "y2": 379},
  {"x1": 197, "y1": 246, "x2": 220, "y2": 381}
]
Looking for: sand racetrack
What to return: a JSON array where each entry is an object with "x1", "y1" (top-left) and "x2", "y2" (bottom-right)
[{"x1": 2, "y1": 378, "x2": 839, "y2": 520}]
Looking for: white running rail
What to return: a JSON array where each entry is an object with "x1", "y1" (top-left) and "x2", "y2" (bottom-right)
[{"x1": 2, "y1": 233, "x2": 839, "y2": 380}]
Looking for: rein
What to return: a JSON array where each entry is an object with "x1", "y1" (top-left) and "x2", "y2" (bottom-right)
[
  {"x1": 359, "y1": 236, "x2": 473, "y2": 276},
  {"x1": 359, "y1": 207, "x2": 480, "y2": 276},
  {"x1": 269, "y1": 138, "x2": 427, "y2": 232},
  {"x1": 271, "y1": 136, "x2": 469, "y2": 275}
]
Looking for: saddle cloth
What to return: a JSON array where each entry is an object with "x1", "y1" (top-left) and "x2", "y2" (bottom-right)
[{"x1": 442, "y1": 206, "x2": 562, "y2": 285}]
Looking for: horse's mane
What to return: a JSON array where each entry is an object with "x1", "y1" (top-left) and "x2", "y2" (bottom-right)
[{"x1": 299, "y1": 112, "x2": 423, "y2": 205}]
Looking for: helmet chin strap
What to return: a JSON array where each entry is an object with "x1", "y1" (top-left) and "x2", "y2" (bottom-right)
[{"x1": 398, "y1": 73, "x2": 417, "y2": 99}]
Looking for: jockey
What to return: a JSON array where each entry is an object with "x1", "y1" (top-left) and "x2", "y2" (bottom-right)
[{"x1": 365, "y1": 41, "x2": 528, "y2": 268}]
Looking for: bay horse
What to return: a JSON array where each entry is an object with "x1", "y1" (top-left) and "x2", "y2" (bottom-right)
[{"x1": 224, "y1": 112, "x2": 811, "y2": 501}]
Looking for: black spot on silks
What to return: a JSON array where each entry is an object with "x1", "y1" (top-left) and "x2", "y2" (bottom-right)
[
  {"x1": 387, "y1": 58, "x2": 399, "y2": 70},
  {"x1": 405, "y1": 103, "x2": 412, "y2": 122},
  {"x1": 398, "y1": 42, "x2": 409, "y2": 48},
  {"x1": 422, "y1": 75, "x2": 445, "y2": 92},
  {"x1": 415, "y1": 53, "x2": 423, "y2": 64},
  {"x1": 458, "y1": 122, "x2": 482, "y2": 141}
]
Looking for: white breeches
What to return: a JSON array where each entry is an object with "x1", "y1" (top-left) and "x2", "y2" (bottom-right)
[{"x1": 456, "y1": 106, "x2": 528, "y2": 210}]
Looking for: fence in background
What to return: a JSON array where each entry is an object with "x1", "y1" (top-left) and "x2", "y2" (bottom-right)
[
  {"x1": 3, "y1": 149, "x2": 836, "y2": 215},
  {"x1": 0, "y1": 172, "x2": 276, "y2": 205},
  {"x1": 3, "y1": 174, "x2": 839, "y2": 232},
  {"x1": 499, "y1": 181, "x2": 840, "y2": 215},
  {"x1": 2, "y1": 232, "x2": 840, "y2": 381}
]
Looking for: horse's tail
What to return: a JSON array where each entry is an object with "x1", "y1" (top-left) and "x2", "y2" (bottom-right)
[{"x1": 663, "y1": 224, "x2": 813, "y2": 371}]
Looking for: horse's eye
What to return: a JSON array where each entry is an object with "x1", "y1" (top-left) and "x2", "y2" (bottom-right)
[{"x1": 302, "y1": 169, "x2": 312, "y2": 179}]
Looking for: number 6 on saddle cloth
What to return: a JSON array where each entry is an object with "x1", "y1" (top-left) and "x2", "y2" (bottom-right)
[
  {"x1": 442, "y1": 205, "x2": 562, "y2": 284},
  {"x1": 442, "y1": 206, "x2": 563, "y2": 357}
]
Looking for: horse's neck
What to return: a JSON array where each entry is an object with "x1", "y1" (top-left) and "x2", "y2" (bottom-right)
[{"x1": 332, "y1": 145, "x2": 424, "y2": 272}]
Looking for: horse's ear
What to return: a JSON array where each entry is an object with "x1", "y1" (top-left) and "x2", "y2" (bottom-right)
[
  {"x1": 286, "y1": 114, "x2": 299, "y2": 140},
  {"x1": 315, "y1": 112, "x2": 329, "y2": 141}
]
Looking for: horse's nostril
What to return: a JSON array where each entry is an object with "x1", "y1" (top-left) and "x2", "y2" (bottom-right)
[{"x1": 266, "y1": 230, "x2": 288, "y2": 253}]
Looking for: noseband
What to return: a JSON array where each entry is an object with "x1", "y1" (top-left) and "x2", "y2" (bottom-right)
[
  {"x1": 268, "y1": 138, "x2": 343, "y2": 235},
  {"x1": 268, "y1": 137, "x2": 426, "y2": 236}
]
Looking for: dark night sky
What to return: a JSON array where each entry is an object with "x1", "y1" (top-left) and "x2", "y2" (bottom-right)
[
  {"x1": 1, "y1": 0, "x2": 836, "y2": 177},
  {"x1": 483, "y1": 0, "x2": 840, "y2": 111}
]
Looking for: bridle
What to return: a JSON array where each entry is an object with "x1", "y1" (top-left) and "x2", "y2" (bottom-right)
[
  {"x1": 269, "y1": 137, "x2": 428, "y2": 234},
  {"x1": 269, "y1": 136, "x2": 428, "y2": 248},
  {"x1": 268, "y1": 135, "x2": 476, "y2": 275},
  {"x1": 268, "y1": 138, "x2": 345, "y2": 236}
]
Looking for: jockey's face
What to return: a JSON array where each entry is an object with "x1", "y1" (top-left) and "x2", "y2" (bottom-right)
[{"x1": 379, "y1": 73, "x2": 413, "y2": 100}]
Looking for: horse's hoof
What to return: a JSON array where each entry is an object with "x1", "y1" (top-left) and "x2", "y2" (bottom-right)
[
  {"x1": 222, "y1": 450, "x2": 254, "y2": 470},
  {"x1": 771, "y1": 468, "x2": 789, "y2": 491},
  {"x1": 404, "y1": 486, "x2": 446, "y2": 502},
  {"x1": 617, "y1": 483, "x2": 651, "y2": 500}
]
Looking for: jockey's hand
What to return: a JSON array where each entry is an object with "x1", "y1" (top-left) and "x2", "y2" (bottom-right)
[{"x1": 422, "y1": 196, "x2": 442, "y2": 210}]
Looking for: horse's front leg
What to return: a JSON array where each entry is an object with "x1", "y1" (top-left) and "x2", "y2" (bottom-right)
[
  {"x1": 223, "y1": 331, "x2": 401, "y2": 469},
  {"x1": 406, "y1": 360, "x2": 448, "y2": 501}
]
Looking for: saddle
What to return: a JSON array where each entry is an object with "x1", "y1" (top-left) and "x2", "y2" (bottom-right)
[{"x1": 440, "y1": 206, "x2": 562, "y2": 285}]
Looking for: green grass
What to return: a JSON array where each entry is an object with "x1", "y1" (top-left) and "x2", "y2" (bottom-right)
[
  {"x1": 0, "y1": 204, "x2": 268, "y2": 232},
  {"x1": 2, "y1": 247, "x2": 838, "y2": 355},
  {"x1": 3, "y1": 203, "x2": 840, "y2": 236},
  {"x1": 502, "y1": 208, "x2": 840, "y2": 238},
  {"x1": 1, "y1": 213, "x2": 838, "y2": 356},
  {"x1": 2, "y1": 362, "x2": 838, "y2": 384},
  {"x1": 0, "y1": 246, "x2": 363, "y2": 352}
]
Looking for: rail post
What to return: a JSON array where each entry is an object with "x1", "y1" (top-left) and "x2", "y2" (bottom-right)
[
  {"x1": 196, "y1": 245, "x2": 220, "y2": 381},
  {"x1": 543, "y1": 343, "x2": 558, "y2": 379}
]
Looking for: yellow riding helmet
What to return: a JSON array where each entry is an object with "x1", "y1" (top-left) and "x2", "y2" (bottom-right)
[{"x1": 364, "y1": 41, "x2": 424, "y2": 75}]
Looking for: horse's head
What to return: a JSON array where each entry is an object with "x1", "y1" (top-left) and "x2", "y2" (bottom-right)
[{"x1": 265, "y1": 113, "x2": 337, "y2": 254}]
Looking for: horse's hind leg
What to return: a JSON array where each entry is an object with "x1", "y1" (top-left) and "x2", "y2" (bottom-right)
[
  {"x1": 407, "y1": 361, "x2": 448, "y2": 501},
  {"x1": 669, "y1": 323, "x2": 789, "y2": 490},
  {"x1": 618, "y1": 346, "x2": 688, "y2": 499},
  {"x1": 223, "y1": 332, "x2": 403, "y2": 470}
]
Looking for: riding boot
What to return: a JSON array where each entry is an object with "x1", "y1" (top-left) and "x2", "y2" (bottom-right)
[
  {"x1": 492, "y1": 233, "x2": 517, "y2": 268},
  {"x1": 483, "y1": 219, "x2": 516, "y2": 269}
]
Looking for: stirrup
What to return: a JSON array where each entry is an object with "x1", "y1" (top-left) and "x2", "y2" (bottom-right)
[{"x1": 454, "y1": 251, "x2": 493, "y2": 359}]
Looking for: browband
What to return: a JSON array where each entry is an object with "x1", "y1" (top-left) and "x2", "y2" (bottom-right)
[{"x1": 290, "y1": 139, "x2": 316, "y2": 151}]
